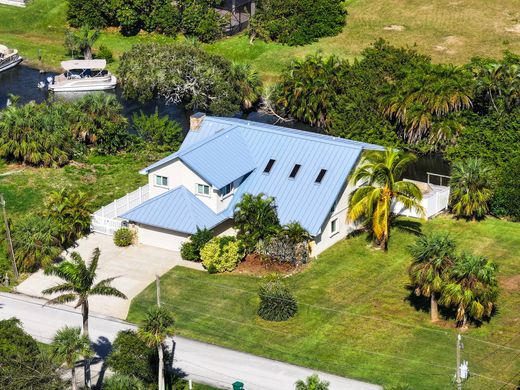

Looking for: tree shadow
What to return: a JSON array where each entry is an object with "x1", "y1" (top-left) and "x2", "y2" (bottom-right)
[
  {"x1": 91, "y1": 336, "x2": 112, "y2": 390},
  {"x1": 392, "y1": 218, "x2": 423, "y2": 237}
]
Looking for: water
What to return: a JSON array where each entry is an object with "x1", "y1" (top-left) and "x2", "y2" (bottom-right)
[{"x1": 0, "y1": 65, "x2": 450, "y2": 180}]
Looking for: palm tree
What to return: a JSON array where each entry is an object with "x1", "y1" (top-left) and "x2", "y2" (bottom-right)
[
  {"x1": 42, "y1": 248, "x2": 127, "y2": 336},
  {"x1": 231, "y1": 63, "x2": 263, "y2": 111},
  {"x1": 295, "y1": 374, "x2": 330, "y2": 390},
  {"x1": 65, "y1": 26, "x2": 100, "y2": 60},
  {"x1": 408, "y1": 232, "x2": 456, "y2": 322},
  {"x1": 51, "y1": 326, "x2": 92, "y2": 390},
  {"x1": 449, "y1": 158, "x2": 493, "y2": 221},
  {"x1": 348, "y1": 148, "x2": 425, "y2": 250},
  {"x1": 439, "y1": 253, "x2": 499, "y2": 328},
  {"x1": 138, "y1": 307, "x2": 175, "y2": 390}
]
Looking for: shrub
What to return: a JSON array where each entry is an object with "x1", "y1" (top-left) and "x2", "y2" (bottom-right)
[
  {"x1": 96, "y1": 45, "x2": 114, "y2": 63},
  {"x1": 295, "y1": 374, "x2": 330, "y2": 390},
  {"x1": 103, "y1": 374, "x2": 145, "y2": 390},
  {"x1": 257, "y1": 235, "x2": 310, "y2": 265},
  {"x1": 180, "y1": 227, "x2": 213, "y2": 262},
  {"x1": 67, "y1": 0, "x2": 107, "y2": 28},
  {"x1": 181, "y1": 1, "x2": 225, "y2": 43},
  {"x1": 258, "y1": 277, "x2": 297, "y2": 321},
  {"x1": 114, "y1": 227, "x2": 135, "y2": 247},
  {"x1": 106, "y1": 330, "x2": 159, "y2": 385},
  {"x1": 491, "y1": 156, "x2": 520, "y2": 221},
  {"x1": 200, "y1": 236, "x2": 244, "y2": 273},
  {"x1": 132, "y1": 109, "x2": 183, "y2": 152}
]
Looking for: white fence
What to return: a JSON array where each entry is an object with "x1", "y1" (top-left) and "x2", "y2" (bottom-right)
[
  {"x1": 91, "y1": 184, "x2": 149, "y2": 235},
  {"x1": 0, "y1": 0, "x2": 27, "y2": 7},
  {"x1": 395, "y1": 184, "x2": 450, "y2": 219}
]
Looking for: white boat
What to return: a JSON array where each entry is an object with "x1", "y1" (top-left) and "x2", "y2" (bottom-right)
[
  {"x1": 0, "y1": 44, "x2": 23, "y2": 73},
  {"x1": 48, "y1": 59, "x2": 117, "y2": 92}
]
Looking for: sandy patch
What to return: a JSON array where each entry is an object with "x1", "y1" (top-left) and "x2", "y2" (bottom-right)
[
  {"x1": 505, "y1": 24, "x2": 520, "y2": 33},
  {"x1": 383, "y1": 25, "x2": 405, "y2": 31},
  {"x1": 501, "y1": 275, "x2": 520, "y2": 292},
  {"x1": 434, "y1": 36, "x2": 463, "y2": 55}
]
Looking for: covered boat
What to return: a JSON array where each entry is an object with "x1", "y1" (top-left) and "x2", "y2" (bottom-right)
[
  {"x1": 48, "y1": 59, "x2": 117, "y2": 92},
  {"x1": 0, "y1": 44, "x2": 23, "y2": 73}
]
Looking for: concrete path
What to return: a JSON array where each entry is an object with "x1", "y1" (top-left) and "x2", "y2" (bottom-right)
[
  {"x1": 0, "y1": 293, "x2": 382, "y2": 390},
  {"x1": 16, "y1": 233, "x2": 203, "y2": 318}
]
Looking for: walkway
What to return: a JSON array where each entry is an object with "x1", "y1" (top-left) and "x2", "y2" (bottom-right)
[
  {"x1": 16, "y1": 233, "x2": 203, "y2": 318},
  {"x1": 0, "y1": 293, "x2": 382, "y2": 390}
]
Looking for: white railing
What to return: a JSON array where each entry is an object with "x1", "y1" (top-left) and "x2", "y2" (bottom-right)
[
  {"x1": 394, "y1": 179, "x2": 451, "y2": 219},
  {"x1": 0, "y1": 0, "x2": 27, "y2": 7},
  {"x1": 91, "y1": 184, "x2": 149, "y2": 235}
]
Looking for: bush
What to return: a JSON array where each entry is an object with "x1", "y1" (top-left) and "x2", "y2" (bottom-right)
[
  {"x1": 67, "y1": 0, "x2": 107, "y2": 28},
  {"x1": 103, "y1": 374, "x2": 145, "y2": 390},
  {"x1": 257, "y1": 235, "x2": 310, "y2": 265},
  {"x1": 490, "y1": 155, "x2": 520, "y2": 221},
  {"x1": 106, "y1": 330, "x2": 159, "y2": 385},
  {"x1": 96, "y1": 45, "x2": 114, "y2": 63},
  {"x1": 258, "y1": 277, "x2": 297, "y2": 321},
  {"x1": 180, "y1": 227, "x2": 213, "y2": 261},
  {"x1": 114, "y1": 227, "x2": 135, "y2": 247},
  {"x1": 200, "y1": 236, "x2": 244, "y2": 273},
  {"x1": 181, "y1": 2, "x2": 225, "y2": 43},
  {"x1": 132, "y1": 109, "x2": 183, "y2": 152}
]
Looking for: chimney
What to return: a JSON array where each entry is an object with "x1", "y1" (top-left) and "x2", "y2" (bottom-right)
[{"x1": 190, "y1": 112, "x2": 206, "y2": 131}]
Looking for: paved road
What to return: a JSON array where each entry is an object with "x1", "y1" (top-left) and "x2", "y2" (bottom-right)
[{"x1": 0, "y1": 293, "x2": 381, "y2": 390}]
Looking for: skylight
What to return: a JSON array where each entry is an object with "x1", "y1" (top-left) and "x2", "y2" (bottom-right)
[
  {"x1": 289, "y1": 164, "x2": 301, "y2": 179},
  {"x1": 263, "y1": 159, "x2": 276, "y2": 174},
  {"x1": 315, "y1": 169, "x2": 327, "y2": 184}
]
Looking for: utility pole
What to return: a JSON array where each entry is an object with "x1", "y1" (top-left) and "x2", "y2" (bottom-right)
[
  {"x1": 156, "y1": 274, "x2": 161, "y2": 307},
  {"x1": 456, "y1": 334, "x2": 462, "y2": 390},
  {"x1": 0, "y1": 194, "x2": 18, "y2": 280}
]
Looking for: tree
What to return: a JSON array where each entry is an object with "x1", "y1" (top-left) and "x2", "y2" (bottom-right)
[
  {"x1": 51, "y1": 327, "x2": 92, "y2": 390},
  {"x1": 449, "y1": 158, "x2": 493, "y2": 220},
  {"x1": 44, "y1": 189, "x2": 92, "y2": 247},
  {"x1": 42, "y1": 248, "x2": 127, "y2": 337},
  {"x1": 65, "y1": 26, "x2": 100, "y2": 60},
  {"x1": 231, "y1": 63, "x2": 263, "y2": 111},
  {"x1": 439, "y1": 253, "x2": 499, "y2": 328},
  {"x1": 132, "y1": 109, "x2": 183, "y2": 152},
  {"x1": 348, "y1": 148, "x2": 425, "y2": 250},
  {"x1": 0, "y1": 318, "x2": 63, "y2": 390},
  {"x1": 295, "y1": 374, "x2": 330, "y2": 390},
  {"x1": 408, "y1": 232, "x2": 456, "y2": 322},
  {"x1": 233, "y1": 193, "x2": 281, "y2": 253},
  {"x1": 138, "y1": 307, "x2": 176, "y2": 390},
  {"x1": 490, "y1": 154, "x2": 520, "y2": 221}
]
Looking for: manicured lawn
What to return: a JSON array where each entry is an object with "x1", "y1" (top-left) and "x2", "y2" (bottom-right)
[
  {"x1": 2, "y1": 0, "x2": 520, "y2": 79},
  {"x1": 128, "y1": 217, "x2": 520, "y2": 389}
]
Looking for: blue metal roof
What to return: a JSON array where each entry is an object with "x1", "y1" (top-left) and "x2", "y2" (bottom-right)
[
  {"x1": 133, "y1": 117, "x2": 385, "y2": 237},
  {"x1": 120, "y1": 186, "x2": 228, "y2": 234}
]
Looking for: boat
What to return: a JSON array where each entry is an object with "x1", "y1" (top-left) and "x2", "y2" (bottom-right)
[
  {"x1": 0, "y1": 44, "x2": 23, "y2": 73},
  {"x1": 47, "y1": 59, "x2": 117, "y2": 92}
]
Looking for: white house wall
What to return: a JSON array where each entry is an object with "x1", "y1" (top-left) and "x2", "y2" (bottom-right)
[{"x1": 137, "y1": 224, "x2": 189, "y2": 251}]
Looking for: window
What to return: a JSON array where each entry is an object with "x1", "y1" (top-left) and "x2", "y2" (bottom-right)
[
  {"x1": 197, "y1": 184, "x2": 210, "y2": 196},
  {"x1": 263, "y1": 159, "x2": 276, "y2": 174},
  {"x1": 289, "y1": 164, "x2": 301, "y2": 179},
  {"x1": 331, "y1": 219, "x2": 338, "y2": 235},
  {"x1": 315, "y1": 169, "x2": 327, "y2": 184},
  {"x1": 155, "y1": 175, "x2": 168, "y2": 187},
  {"x1": 220, "y1": 183, "x2": 233, "y2": 197}
]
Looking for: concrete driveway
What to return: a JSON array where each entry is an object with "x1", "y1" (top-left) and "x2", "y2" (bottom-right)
[{"x1": 16, "y1": 233, "x2": 203, "y2": 319}]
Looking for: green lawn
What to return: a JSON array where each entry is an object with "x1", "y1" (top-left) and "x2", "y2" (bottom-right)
[
  {"x1": 128, "y1": 217, "x2": 520, "y2": 389},
  {"x1": 2, "y1": 0, "x2": 520, "y2": 79}
]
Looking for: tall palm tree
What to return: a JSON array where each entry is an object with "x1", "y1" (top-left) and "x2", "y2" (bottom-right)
[
  {"x1": 138, "y1": 307, "x2": 175, "y2": 390},
  {"x1": 439, "y1": 253, "x2": 499, "y2": 328},
  {"x1": 66, "y1": 26, "x2": 100, "y2": 60},
  {"x1": 348, "y1": 148, "x2": 425, "y2": 250},
  {"x1": 295, "y1": 374, "x2": 330, "y2": 390},
  {"x1": 449, "y1": 158, "x2": 493, "y2": 221},
  {"x1": 42, "y1": 248, "x2": 127, "y2": 336},
  {"x1": 51, "y1": 326, "x2": 92, "y2": 390},
  {"x1": 408, "y1": 232, "x2": 456, "y2": 322},
  {"x1": 231, "y1": 63, "x2": 263, "y2": 111}
]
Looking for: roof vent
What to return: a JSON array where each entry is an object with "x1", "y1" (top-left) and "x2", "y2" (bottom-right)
[
  {"x1": 190, "y1": 112, "x2": 206, "y2": 131},
  {"x1": 263, "y1": 159, "x2": 276, "y2": 174},
  {"x1": 289, "y1": 164, "x2": 301, "y2": 179},
  {"x1": 315, "y1": 169, "x2": 327, "y2": 184}
]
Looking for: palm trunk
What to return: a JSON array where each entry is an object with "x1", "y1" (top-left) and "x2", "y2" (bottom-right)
[
  {"x1": 461, "y1": 313, "x2": 468, "y2": 330},
  {"x1": 82, "y1": 301, "x2": 91, "y2": 389},
  {"x1": 158, "y1": 343, "x2": 165, "y2": 390},
  {"x1": 84, "y1": 46, "x2": 92, "y2": 60},
  {"x1": 430, "y1": 292, "x2": 439, "y2": 322},
  {"x1": 71, "y1": 365, "x2": 77, "y2": 390}
]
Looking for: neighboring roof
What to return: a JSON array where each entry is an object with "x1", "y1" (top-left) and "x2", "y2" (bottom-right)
[
  {"x1": 120, "y1": 186, "x2": 228, "y2": 234},
  {"x1": 61, "y1": 59, "x2": 106, "y2": 71},
  {"x1": 134, "y1": 117, "x2": 385, "y2": 236}
]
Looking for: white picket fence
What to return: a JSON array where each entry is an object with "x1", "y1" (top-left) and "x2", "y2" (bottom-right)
[
  {"x1": 0, "y1": 0, "x2": 27, "y2": 7},
  {"x1": 91, "y1": 184, "x2": 150, "y2": 235}
]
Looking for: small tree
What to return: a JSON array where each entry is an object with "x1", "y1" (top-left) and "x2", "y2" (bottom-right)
[
  {"x1": 65, "y1": 26, "x2": 100, "y2": 60},
  {"x1": 138, "y1": 307, "x2": 175, "y2": 390},
  {"x1": 450, "y1": 158, "x2": 493, "y2": 220},
  {"x1": 295, "y1": 374, "x2": 330, "y2": 390},
  {"x1": 439, "y1": 253, "x2": 499, "y2": 328},
  {"x1": 51, "y1": 327, "x2": 92, "y2": 390},
  {"x1": 408, "y1": 232, "x2": 456, "y2": 322},
  {"x1": 234, "y1": 193, "x2": 281, "y2": 253}
]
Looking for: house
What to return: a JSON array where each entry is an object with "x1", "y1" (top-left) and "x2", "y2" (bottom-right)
[{"x1": 92, "y1": 114, "x2": 450, "y2": 255}]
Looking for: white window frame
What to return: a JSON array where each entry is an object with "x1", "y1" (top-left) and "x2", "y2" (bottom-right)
[
  {"x1": 220, "y1": 182, "x2": 234, "y2": 199},
  {"x1": 330, "y1": 218, "x2": 338, "y2": 237},
  {"x1": 196, "y1": 183, "x2": 211, "y2": 197},
  {"x1": 155, "y1": 175, "x2": 168, "y2": 188}
]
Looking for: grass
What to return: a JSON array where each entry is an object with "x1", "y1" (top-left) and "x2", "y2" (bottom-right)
[
  {"x1": 128, "y1": 216, "x2": 520, "y2": 389},
  {"x1": 2, "y1": 0, "x2": 520, "y2": 79}
]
